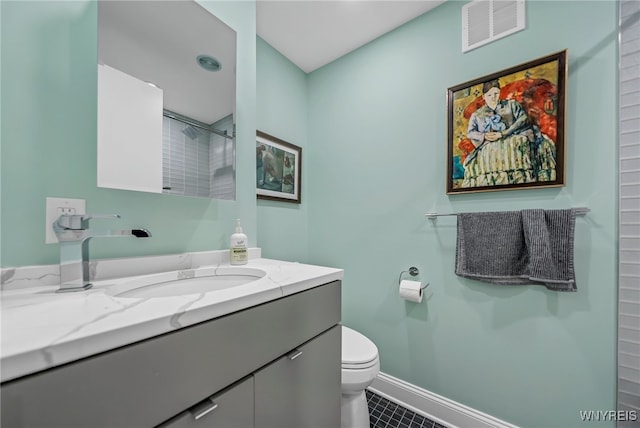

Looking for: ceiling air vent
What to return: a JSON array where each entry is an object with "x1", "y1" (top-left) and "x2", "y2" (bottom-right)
[{"x1": 462, "y1": 0, "x2": 525, "y2": 53}]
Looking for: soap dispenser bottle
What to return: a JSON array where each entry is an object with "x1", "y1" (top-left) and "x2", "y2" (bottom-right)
[{"x1": 229, "y1": 219, "x2": 248, "y2": 265}]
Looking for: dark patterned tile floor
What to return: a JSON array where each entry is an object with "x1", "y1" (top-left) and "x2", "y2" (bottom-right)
[{"x1": 366, "y1": 389, "x2": 447, "y2": 428}]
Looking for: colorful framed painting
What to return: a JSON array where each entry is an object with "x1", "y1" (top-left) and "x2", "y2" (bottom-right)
[
  {"x1": 446, "y1": 50, "x2": 567, "y2": 194},
  {"x1": 256, "y1": 131, "x2": 301, "y2": 203}
]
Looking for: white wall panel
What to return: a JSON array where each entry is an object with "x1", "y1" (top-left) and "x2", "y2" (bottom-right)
[{"x1": 618, "y1": 1, "x2": 640, "y2": 423}]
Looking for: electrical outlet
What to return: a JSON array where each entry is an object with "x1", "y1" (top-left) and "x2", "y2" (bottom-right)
[
  {"x1": 57, "y1": 206, "x2": 77, "y2": 216},
  {"x1": 46, "y1": 197, "x2": 86, "y2": 244}
]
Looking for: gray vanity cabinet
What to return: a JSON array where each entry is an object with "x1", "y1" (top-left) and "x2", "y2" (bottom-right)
[
  {"x1": 159, "y1": 325, "x2": 341, "y2": 428},
  {"x1": 255, "y1": 325, "x2": 341, "y2": 428},
  {"x1": 1, "y1": 281, "x2": 341, "y2": 428}
]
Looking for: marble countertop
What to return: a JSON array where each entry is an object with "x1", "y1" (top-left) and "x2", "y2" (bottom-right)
[{"x1": 1, "y1": 251, "x2": 343, "y2": 383}]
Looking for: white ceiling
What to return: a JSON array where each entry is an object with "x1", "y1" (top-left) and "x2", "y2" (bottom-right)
[
  {"x1": 257, "y1": 0, "x2": 447, "y2": 73},
  {"x1": 97, "y1": 0, "x2": 446, "y2": 124},
  {"x1": 99, "y1": 1, "x2": 236, "y2": 124}
]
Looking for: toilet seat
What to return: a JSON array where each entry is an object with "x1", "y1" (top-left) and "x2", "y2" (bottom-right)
[{"x1": 342, "y1": 326, "x2": 379, "y2": 370}]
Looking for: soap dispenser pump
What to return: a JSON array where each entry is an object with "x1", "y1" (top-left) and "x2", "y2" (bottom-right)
[{"x1": 229, "y1": 219, "x2": 248, "y2": 265}]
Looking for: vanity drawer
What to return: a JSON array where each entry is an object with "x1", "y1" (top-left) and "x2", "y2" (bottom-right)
[
  {"x1": 157, "y1": 376, "x2": 254, "y2": 428},
  {"x1": 1, "y1": 280, "x2": 341, "y2": 428}
]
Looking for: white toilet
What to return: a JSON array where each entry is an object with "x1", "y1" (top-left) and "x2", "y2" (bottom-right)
[{"x1": 341, "y1": 325, "x2": 380, "y2": 428}]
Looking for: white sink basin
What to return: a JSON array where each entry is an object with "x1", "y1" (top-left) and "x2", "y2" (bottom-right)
[{"x1": 113, "y1": 267, "x2": 267, "y2": 298}]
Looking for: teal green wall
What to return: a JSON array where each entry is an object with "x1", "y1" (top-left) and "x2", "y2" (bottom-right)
[
  {"x1": 2, "y1": 0, "x2": 619, "y2": 426},
  {"x1": 258, "y1": 1, "x2": 618, "y2": 427},
  {"x1": 0, "y1": 0, "x2": 257, "y2": 267},
  {"x1": 307, "y1": 1, "x2": 617, "y2": 427},
  {"x1": 256, "y1": 37, "x2": 309, "y2": 262}
]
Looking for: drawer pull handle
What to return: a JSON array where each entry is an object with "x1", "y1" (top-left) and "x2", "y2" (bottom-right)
[
  {"x1": 288, "y1": 349, "x2": 303, "y2": 360},
  {"x1": 191, "y1": 399, "x2": 219, "y2": 420}
]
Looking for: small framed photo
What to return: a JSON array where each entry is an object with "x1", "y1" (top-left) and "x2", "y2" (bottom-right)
[
  {"x1": 256, "y1": 131, "x2": 301, "y2": 203},
  {"x1": 447, "y1": 50, "x2": 567, "y2": 194}
]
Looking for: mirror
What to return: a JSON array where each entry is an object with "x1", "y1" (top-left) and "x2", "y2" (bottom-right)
[{"x1": 97, "y1": 0, "x2": 237, "y2": 199}]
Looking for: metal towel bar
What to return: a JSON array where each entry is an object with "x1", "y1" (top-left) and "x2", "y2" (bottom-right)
[{"x1": 425, "y1": 207, "x2": 590, "y2": 220}]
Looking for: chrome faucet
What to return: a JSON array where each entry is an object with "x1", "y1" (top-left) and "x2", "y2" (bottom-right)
[{"x1": 53, "y1": 214, "x2": 151, "y2": 292}]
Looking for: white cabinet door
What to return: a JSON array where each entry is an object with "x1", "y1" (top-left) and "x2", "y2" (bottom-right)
[{"x1": 97, "y1": 64, "x2": 163, "y2": 193}]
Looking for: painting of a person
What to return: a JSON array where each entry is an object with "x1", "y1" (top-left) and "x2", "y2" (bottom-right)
[
  {"x1": 281, "y1": 155, "x2": 295, "y2": 194},
  {"x1": 256, "y1": 145, "x2": 264, "y2": 186},
  {"x1": 256, "y1": 131, "x2": 302, "y2": 203},
  {"x1": 256, "y1": 144, "x2": 283, "y2": 191},
  {"x1": 462, "y1": 79, "x2": 556, "y2": 188}
]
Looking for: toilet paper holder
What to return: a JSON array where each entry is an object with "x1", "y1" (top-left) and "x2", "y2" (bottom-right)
[{"x1": 398, "y1": 267, "x2": 429, "y2": 289}]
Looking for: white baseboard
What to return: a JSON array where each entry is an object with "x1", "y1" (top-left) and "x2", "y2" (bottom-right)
[{"x1": 369, "y1": 372, "x2": 519, "y2": 428}]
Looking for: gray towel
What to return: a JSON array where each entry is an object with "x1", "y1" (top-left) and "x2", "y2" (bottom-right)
[{"x1": 455, "y1": 209, "x2": 577, "y2": 291}]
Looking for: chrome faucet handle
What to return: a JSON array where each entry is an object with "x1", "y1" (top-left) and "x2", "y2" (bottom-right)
[
  {"x1": 55, "y1": 214, "x2": 120, "y2": 230},
  {"x1": 78, "y1": 214, "x2": 121, "y2": 231},
  {"x1": 81, "y1": 214, "x2": 121, "y2": 221}
]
